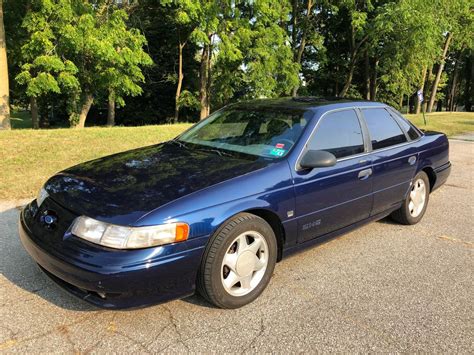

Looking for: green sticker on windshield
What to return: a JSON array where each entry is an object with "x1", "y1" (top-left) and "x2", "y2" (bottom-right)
[{"x1": 270, "y1": 148, "x2": 286, "y2": 157}]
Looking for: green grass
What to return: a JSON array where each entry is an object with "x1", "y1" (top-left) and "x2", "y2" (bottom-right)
[
  {"x1": 406, "y1": 112, "x2": 474, "y2": 137},
  {"x1": 0, "y1": 124, "x2": 191, "y2": 200},
  {"x1": 0, "y1": 111, "x2": 473, "y2": 200}
]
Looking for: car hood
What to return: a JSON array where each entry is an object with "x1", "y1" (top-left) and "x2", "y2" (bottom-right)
[{"x1": 44, "y1": 142, "x2": 269, "y2": 225}]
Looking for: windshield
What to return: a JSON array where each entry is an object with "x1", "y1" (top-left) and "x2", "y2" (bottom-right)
[{"x1": 178, "y1": 107, "x2": 309, "y2": 159}]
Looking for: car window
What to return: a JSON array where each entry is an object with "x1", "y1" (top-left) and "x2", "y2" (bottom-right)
[
  {"x1": 308, "y1": 109, "x2": 365, "y2": 159},
  {"x1": 178, "y1": 108, "x2": 308, "y2": 159},
  {"x1": 389, "y1": 110, "x2": 421, "y2": 140},
  {"x1": 362, "y1": 108, "x2": 407, "y2": 150}
]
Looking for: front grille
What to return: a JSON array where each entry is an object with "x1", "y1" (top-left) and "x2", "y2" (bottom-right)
[{"x1": 24, "y1": 197, "x2": 79, "y2": 250}]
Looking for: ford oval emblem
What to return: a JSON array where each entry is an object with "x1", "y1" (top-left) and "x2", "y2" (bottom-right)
[
  {"x1": 44, "y1": 215, "x2": 56, "y2": 224},
  {"x1": 41, "y1": 210, "x2": 58, "y2": 229}
]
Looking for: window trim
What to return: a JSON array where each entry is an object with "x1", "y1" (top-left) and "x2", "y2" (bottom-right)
[{"x1": 295, "y1": 107, "x2": 369, "y2": 170}]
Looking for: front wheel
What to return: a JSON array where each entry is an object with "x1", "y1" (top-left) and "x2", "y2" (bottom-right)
[
  {"x1": 197, "y1": 213, "x2": 277, "y2": 309},
  {"x1": 391, "y1": 171, "x2": 430, "y2": 225}
]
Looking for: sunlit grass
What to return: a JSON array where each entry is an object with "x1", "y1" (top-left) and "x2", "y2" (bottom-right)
[
  {"x1": 405, "y1": 112, "x2": 474, "y2": 137},
  {"x1": 0, "y1": 124, "x2": 191, "y2": 200},
  {"x1": 1, "y1": 111, "x2": 473, "y2": 200}
]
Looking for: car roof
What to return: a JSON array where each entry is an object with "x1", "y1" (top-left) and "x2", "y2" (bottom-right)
[{"x1": 231, "y1": 97, "x2": 387, "y2": 112}]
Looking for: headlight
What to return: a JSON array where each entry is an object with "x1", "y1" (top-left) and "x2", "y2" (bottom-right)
[
  {"x1": 71, "y1": 216, "x2": 189, "y2": 249},
  {"x1": 36, "y1": 187, "x2": 49, "y2": 207}
]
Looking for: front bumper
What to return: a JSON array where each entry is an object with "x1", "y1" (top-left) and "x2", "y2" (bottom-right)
[{"x1": 19, "y1": 209, "x2": 207, "y2": 309}]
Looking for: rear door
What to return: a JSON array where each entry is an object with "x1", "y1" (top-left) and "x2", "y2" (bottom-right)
[
  {"x1": 293, "y1": 108, "x2": 373, "y2": 242},
  {"x1": 360, "y1": 108, "x2": 418, "y2": 216}
]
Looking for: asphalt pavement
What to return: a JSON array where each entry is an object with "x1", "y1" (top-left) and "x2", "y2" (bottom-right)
[{"x1": 1, "y1": 139, "x2": 472, "y2": 353}]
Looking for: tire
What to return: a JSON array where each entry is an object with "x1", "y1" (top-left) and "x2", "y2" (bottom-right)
[
  {"x1": 391, "y1": 171, "x2": 430, "y2": 225},
  {"x1": 197, "y1": 213, "x2": 277, "y2": 309}
]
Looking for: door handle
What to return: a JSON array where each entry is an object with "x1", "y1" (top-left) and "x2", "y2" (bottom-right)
[
  {"x1": 358, "y1": 168, "x2": 372, "y2": 180},
  {"x1": 408, "y1": 156, "x2": 417, "y2": 165}
]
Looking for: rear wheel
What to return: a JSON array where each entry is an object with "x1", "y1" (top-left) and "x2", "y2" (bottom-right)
[
  {"x1": 197, "y1": 213, "x2": 277, "y2": 309},
  {"x1": 391, "y1": 171, "x2": 430, "y2": 225}
]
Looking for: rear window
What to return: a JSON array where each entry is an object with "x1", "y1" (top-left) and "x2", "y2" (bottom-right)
[{"x1": 362, "y1": 108, "x2": 407, "y2": 150}]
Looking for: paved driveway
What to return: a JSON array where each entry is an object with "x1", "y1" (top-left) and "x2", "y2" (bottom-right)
[{"x1": 1, "y1": 140, "x2": 472, "y2": 353}]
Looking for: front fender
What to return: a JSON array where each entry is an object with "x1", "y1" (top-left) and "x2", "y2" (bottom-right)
[{"x1": 135, "y1": 161, "x2": 296, "y2": 244}]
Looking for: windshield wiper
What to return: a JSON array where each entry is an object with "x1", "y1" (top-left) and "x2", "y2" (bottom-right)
[
  {"x1": 172, "y1": 140, "x2": 235, "y2": 158},
  {"x1": 170, "y1": 139, "x2": 189, "y2": 149},
  {"x1": 192, "y1": 145, "x2": 234, "y2": 157},
  {"x1": 207, "y1": 148, "x2": 235, "y2": 157}
]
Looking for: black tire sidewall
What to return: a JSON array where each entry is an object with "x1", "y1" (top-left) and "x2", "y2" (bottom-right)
[{"x1": 206, "y1": 214, "x2": 277, "y2": 308}]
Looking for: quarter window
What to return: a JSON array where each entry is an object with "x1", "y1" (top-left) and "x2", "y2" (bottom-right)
[
  {"x1": 362, "y1": 108, "x2": 407, "y2": 150},
  {"x1": 308, "y1": 109, "x2": 364, "y2": 159},
  {"x1": 390, "y1": 111, "x2": 421, "y2": 140}
]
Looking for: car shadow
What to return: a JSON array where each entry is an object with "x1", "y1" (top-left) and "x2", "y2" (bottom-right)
[
  {"x1": 1, "y1": 202, "x2": 399, "y2": 312},
  {"x1": 376, "y1": 216, "x2": 400, "y2": 225},
  {"x1": 1, "y1": 204, "x2": 216, "y2": 311},
  {"x1": 0, "y1": 205, "x2": 98, "y2": 311}
]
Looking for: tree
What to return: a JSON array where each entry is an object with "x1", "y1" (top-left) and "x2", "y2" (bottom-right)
[
  {"x1": 427, "y1": 32, "x2": 452, "y2": 112},
  {"x1": 337, "y1": 0, "x2": 372, "y2": 98},
  {"x1": 97, "y1": 4, "x2": 153, "y2": 126},
  {"x1": 16, "y1": 0, "x2": 151, "y2": 128},
  {"x1": 160, "y1": 1, "x2": 200, "y2": 122},
  {"x1": 289, "y1": 0, "x2": 321, "y2": 96},
  {"x1": 0, "y1": 0, "x2": 11, "y2": 129},
  {"x1": 242, "y1": 0, "x2": 299, "y2": 99},
  {"x1": 208, "y1": 0, "x2": 299, "y2": 109},
  {"x1": 426, "y1": 0, "x2": 473, "y2": 112},
  {"x1": 369, "y1": 0, "x2": 441, "y2": 107}
]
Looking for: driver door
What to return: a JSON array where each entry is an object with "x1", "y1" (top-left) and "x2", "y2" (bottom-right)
[{"x1": 293, "y1": 109, "x2": 373, "y2": 242}]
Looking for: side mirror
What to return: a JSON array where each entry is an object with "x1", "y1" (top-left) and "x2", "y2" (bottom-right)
[{"x1": 299, "y1": 150, "x2": 337, "y2": 170}]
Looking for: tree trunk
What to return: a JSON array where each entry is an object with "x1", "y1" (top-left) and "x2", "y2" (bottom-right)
[
  {"x1": 415, "y1": 67, "x2": 427, "y2": 114},
  {"x1": 199, "y1": 40, "x2": 211, "y2": 120},
  {"x1": 30, "y1": 96, "x2": 39, "y2": 129},
  {"x1": 448, "y1": 51, "x2": 462, "y2": 112},
  {"x1": 339, "y1": 25, "x2": 367, "y2": 98},
  {"x1": 364, "y1": 48, "x2": 370, "y2": 100},
  {"x1": 369, "y1": 58, "x2": 378, "y2": 100},
  {"x1": 340, "y1": 55, "x2": 356, "y2": 98},
  {"x1": 292, "y1": 0, "x2": 313, "y2": 97},
  {"x1": 291, "y1": 0, "x2": 298, "y2": 52},
  {"x1": 0, "y1": 0, "x2": 11, "y2": 130},
  {"x1": 174, "y1": 41, "x2": 185, "y2": 123},
  {"x1": 399, "y1": 93, "x2": 404, "y2": 110},
  {"x1": 107, "y1": 89, "x2": 115, "y2": 127},
  {"x1": 206, "y1": 42, "x2": 211, "y2": 114},
  {"x1": 427, "y1": 32, "x2": 453, "y2": 113},
  {"x1": 464, "y1": 52, "x2": 473, "y2": 112},
  {"x1": 423, "y1": 66, "x2": 433, "y2": 113},
  {"x1": 74, "y1": 94, "x2": 94, "y2": 129}
]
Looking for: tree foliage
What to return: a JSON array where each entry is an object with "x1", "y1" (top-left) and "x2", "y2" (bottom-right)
[
  {"x1": 14, "y1": 0, "x2": 151, "y2": 127},
  {"x1": 3, "y1": 0, "x2": 473, "y2": 129}
]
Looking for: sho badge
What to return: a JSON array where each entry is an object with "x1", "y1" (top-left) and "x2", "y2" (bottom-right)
[{"x1": 302, "y1": 219, "x2": 321, "y2": 231}]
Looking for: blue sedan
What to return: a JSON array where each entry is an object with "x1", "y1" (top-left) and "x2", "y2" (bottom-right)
[{"x1": 19, "y1": 98, "x2": 451, "y2": 309}]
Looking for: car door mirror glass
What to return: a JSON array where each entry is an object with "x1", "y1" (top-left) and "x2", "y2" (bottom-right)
[{"x1": 299, "y1": 150, "x2": 337, "y2": 170}]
